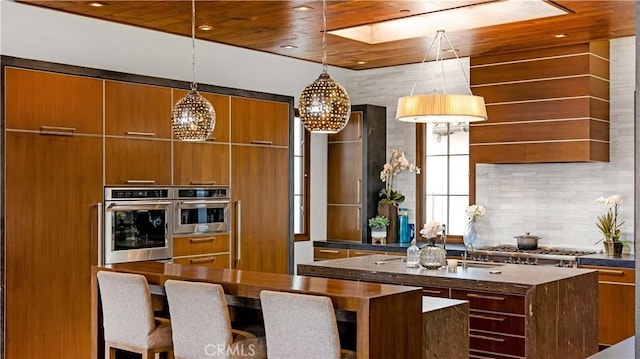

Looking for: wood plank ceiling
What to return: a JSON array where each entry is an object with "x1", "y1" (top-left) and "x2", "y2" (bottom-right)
[{"x1": 18, "y1": 0, "x2": 635, "y2": 70}]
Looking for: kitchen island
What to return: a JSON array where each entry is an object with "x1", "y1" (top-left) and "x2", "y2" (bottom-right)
[{"x1": 298, "y1": 255, "x2": 599, "y2": 359}]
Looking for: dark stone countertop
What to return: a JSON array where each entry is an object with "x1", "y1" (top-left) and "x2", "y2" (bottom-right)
[
  {"x1": 315, "y1": 240, "x2": 468, "y2": 256},
  {"x1": 577, "y1": 252, "x2": 636, "y2": 269}
]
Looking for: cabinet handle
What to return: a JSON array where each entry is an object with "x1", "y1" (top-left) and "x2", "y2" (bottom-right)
[
  {"x1": 190, "y1": 257, "x2": 215, "y2": 264},
  {"x1": 357, "y1": 118, "x2": 362, "y2": 139},
  {"x1": 356, "y1": 179, "x2": 361, "y2": 204},
  {"x1": 40, "y1": 125, "x2": 76, "y2": 136},
  {"x1": 351, "y1": 252, "x2": 371, "y2": 255},
  {"x1": 356, "y1": 207, "x2": 361, "y2": 231},
  {"x1": 190, "y1": 237, "x2": 215, "y2": 243},
  {"x1": 596, "y1": 269, "x2": 625, "y2": 276},
  {"x1": 125, "y1": 131, "x2": 156, "y2": 137},
  {"x1": 236, "y1": 200, "x2": 242, "y2": 263},
  {"x1": 189, "y1": 180, "x2": 216, "y2": 185},
  {"x1": 469, "y1": 313, "x2": 505, "y2": 322},
  {"x1": 250, "y1": 140, "x2": 273, "y2": 145},
  {"x1": 423, "y1": 289, "x2": 442, "y2": 295},
  {"x1": 125, "y1": 180, "x2": 157, "y2": 184},
  {"x1": 469, "y1": 354, "x2": 497, "y2": 359},
  {"x1": 96, "y1": 203, "x2": 103, "y2": 266},
  {"x1": 319, "y1": 249, "x2": 340, "y2": 254},
  {"x1": 206, "y1": 137, "x2": 217, "y2": 142},
  {"x1": 470, "y1": 334, "x2": 505, "y2": 343},
  {"x1": 467, "y1": 293, "x2": 505, "y2": 301}
]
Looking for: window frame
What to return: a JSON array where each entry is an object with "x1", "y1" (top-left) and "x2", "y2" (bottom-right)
[{"x1": 294, "y1": 109, "x2": 310, "y2": 242}]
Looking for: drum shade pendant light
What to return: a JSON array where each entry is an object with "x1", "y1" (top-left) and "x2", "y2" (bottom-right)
[
  {"x1": 171, "y1": 0, "x2": 216, "y2": 141},
  {"x1": 396, "y1": 28, "x2": 487, "y2": 123},
  {"x1": 298, "y1": 0, "x2": 351, "y2": 133}
]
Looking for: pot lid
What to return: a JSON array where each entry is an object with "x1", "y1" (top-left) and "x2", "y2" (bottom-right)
[{"x1": 514, "y1": 232, "x2": 541, "y2": 239}]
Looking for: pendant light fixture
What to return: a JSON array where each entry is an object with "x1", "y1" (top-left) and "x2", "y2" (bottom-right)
[
  {"x1": 298, "y1": 0, "x2": 351, "y2": 134},
  {"x1": 396, "y1": 28, "x2": 487, "y2": 123},
  {"x1": 171, "y1": 0, "x2": 216, "y2": 141}
]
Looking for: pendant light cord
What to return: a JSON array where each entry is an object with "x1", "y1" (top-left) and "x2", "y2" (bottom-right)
[
  {"x1": 321, "y1": 0, "x2": 328, "y2": 74},
  {"x1": 191, "y1": 0, "x2": 197, "y2": 91},
  {"x1": 409, "y1": 31, "x2": 439, "y2": 96}
]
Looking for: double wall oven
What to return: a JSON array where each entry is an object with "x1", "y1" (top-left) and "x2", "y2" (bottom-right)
[{"x1": 102, "y1": 186, "x2": 231, "y2": 265}]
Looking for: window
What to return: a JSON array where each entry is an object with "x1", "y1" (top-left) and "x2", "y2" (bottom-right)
[
  {"x1": 424, "y1": 122, "x2": 470, "y2": 236},
  {"x1": 293, "y1": 112, "x2": 310, "y2": 241}
]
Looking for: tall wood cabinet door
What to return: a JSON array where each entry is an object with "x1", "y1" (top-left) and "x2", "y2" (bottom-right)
[
  {"x1": 105, "y1": 138, "x2": 172, "y2": 185},
  {"x1": 327, "y1": 205, "x2": 361, "y2": 241},
  {"x1": 4, "y1": 67, "x2": 103, "y2": 134},
  {"x1": 173, "y1": 142, "x2": 230, "y2": 185},
  {"x1": 327, "y1": 142, "x2": 362, "y2": 205},
  {"x1": 231, "y1": 145, "x2": 288, "y2": 273},
  {"x1": 230, "y1": 97, "x2": 289, "y2": 146},
  {"x1": 5, "y1": 132, "x2": 102, "y2": 358},
  {"x1": 328, "y1": 111, "x2": 363, "y2": 142},
  {"x1": 105, "y1": 80, "x2": 172, "y2": 138},
  {"x1": 174, "y1": 89, "x2": 231, "y2": 143}
]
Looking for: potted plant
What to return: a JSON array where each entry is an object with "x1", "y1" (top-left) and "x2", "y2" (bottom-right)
[
  {"x1": 368, "y1": 215, "x2": 390, "y2": 245},
  {"x1": 594, "y1": 194, "x2": 627, "y2": 257}
]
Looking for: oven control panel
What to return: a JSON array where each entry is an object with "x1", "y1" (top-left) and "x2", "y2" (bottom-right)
[{"x1": 105, "y1": 188, "x2": 171, "y2": 200}]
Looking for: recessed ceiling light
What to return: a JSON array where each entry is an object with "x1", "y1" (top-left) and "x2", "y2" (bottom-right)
[
  {"x1": 293, "y1": 5, "x2": 313, "y2": 11},
  {"x1": 554, "y1": 33, "x2": 569, "y2": 38},
  {"x1": 88, "y1": 2, "x2": 106, "y2": 7},
  {"x1": 281, "y1": 45, "x2": 298, "y2": 49},
  {"x1": 198, "y1": 24, "x2": 214, "y2": 31},
  {"x1": 356, "y1": 61, "x2": 367, "y2": 65}
]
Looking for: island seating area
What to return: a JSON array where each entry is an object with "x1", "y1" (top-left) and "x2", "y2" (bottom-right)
[{"x1": 91, "y1": 262, "x2": 426, "y2": 359}]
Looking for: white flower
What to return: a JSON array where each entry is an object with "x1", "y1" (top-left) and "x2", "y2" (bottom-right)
[
  {"x1": 420, "y1": 221, "x2": 442, "y2": 238},
  {"x1": 595, "y1": 195, "x2": 622, "y2": 208},
  {"x1": 379, "y1": 149, "x2": 420, "y2": 203},
  {"x1": 466, "y1": 204, "x2": 486, "y2": 220}
]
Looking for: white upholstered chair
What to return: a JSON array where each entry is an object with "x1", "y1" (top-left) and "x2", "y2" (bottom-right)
[
  {"x1": 97, "y1": 271, "x2": 174, "y2": 359},
  {"x1": 259, "y1": 290, "x2": 356, "y2": 359},
  {"x1": 164, "y1": 280, "x2": 266, "y2": 359}
]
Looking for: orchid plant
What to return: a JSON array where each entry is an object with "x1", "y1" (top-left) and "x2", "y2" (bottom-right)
[
  {"x1": 595, "y1": 195, "x2": 625, "y2": 243},
  {"x1": 379, "y1": 149, "x2": 420, "y2": 205}
]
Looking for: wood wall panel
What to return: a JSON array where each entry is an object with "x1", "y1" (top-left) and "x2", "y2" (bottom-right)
[
  {"x1": 470, "y1": 44, "x2": 591, "y2": 66},
  {"x1": 470, "y1": 141, "x2": 609, "y2": 164},
  {"x1": 472, "y1": 76, "x2": 606, "y2": 104},
  {"x1": 484, "y1": 98, "x2": 606, "y2": 123},
  {"x1": 470, "y1": 119, "x2": 608, "y2": 144},
  {"x1": 471, "y1": 55, "x2": 592, "y2": 85}
]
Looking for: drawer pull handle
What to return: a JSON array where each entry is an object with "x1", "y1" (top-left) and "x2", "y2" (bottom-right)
[
  {"x1": 319, "y1": 250, "x2": 340, "y2": 254},
  {"x1": 469, "y1": 314, "x2": 505, "y2": 322},
  {"x1": 190, "y1": 257, "x2": 215, "y2": 264},
  {"x1": 126, "y1": 180, "x2": 157, "y2": 184},
  {"x1": 206, "y1": 137, "x2": 217, "y2": 142},
  {"x1": 470, "y1": 334, "x2": 505, "y2": 343},
  {"x1": 470, "y1": 354, "x2": 497, "y2": 359},
  {"x1": 40, "y1": 125, "x2": 76, "y2": 136},
  {"x1": 597, "y1": 269, "x2": 625, "y2": 276},
  {"x1": 423, "y1": 289, "x2": 442, "y2": 294},
  {"x1": 125, "y1": 131, "x2": 156, "y2": 137},
  {"x1": 190, "y1": 237, "x2": 215, "y2": 243},
  {"x1": 250, "y1": 140, "x2": 273, "y2": 145},
  {"x1": 352, "y1": 252, "x2": 370, "y2": 255},
  {"x1": 189, "y1": 180, "x2": 216, "y2": 185},
  {"x1": 467, "y1": 293, "x2": 505, "y2": 301}
]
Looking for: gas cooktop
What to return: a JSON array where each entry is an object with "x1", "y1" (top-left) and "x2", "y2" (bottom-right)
[{"x1": 469, "y1": 245, "x2": 598, "y2": 267}]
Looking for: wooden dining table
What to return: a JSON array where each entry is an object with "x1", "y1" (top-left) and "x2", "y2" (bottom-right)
[{"x1": 91, "y1": 262, "x2": 423, "y2": 359}]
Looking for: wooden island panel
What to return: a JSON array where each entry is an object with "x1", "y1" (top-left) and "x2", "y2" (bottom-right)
[{"x1": 92, "y1": 262, "x2": 422, "y2": 359}]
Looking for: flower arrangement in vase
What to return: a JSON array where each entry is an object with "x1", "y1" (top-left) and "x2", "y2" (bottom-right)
[
  {"x1": 463, "y1": 204, "x2": 486, "y2": 248},
  {"x1": 418, "y1": 221, "x2": 446, "y2": 269},
  {"x1": 594, "y1": 195, "x2": 626, "y2": 257}
]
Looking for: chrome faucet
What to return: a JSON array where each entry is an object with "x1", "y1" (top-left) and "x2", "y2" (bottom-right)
[{"x1": 462, "y1": 243, "x2": 474, "y2": 269}]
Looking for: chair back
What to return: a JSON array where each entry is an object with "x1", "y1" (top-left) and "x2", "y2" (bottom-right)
[
  {"x1": 164, "y1": 280, "x2": 234, "y2": 359},
  {"x1": 260, "y1": 290, "x2": 341, "y2": 359},
  {"x1": 97, "y1": 271, "x2": 156, "y2": 348}
]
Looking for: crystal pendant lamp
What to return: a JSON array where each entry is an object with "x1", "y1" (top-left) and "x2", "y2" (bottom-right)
[
  {"x1": 171, "y1": 0, "x2": 216, "y2": 141},
  {"x1": 298, "y1": 0, "x2": 351, "y2": 134},
  {"x1": 396, "y1": 28, "x2": 487, "y2": 123}
]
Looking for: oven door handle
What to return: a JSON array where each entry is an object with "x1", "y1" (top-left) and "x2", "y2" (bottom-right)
[
  {"x1": 107, "y1": 201, "x2": 173, "y2": 209},
  {"x1": 178, "y1": 200, "x2": 230, "y2": 205}
]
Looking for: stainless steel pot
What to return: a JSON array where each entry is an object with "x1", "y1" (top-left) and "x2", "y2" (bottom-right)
[{"x1": 515, "y1": 232, "x2": 541, "y2": 250}]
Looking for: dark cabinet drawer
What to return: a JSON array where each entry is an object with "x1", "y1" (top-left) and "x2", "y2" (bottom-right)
[
  {"x1": 451, "y1": 289, "x2": 525, "y2": 314},
  {"x1": 470, "y1": 349, "x2": 524, "y2": 359},
  {"x1": 422, "y1": 286, "x2": 449, "y2": 298},
  {"x1": 470, "y1": 330, "x2": 525, "y2": 357},
  {"x1": 469, "y1": 310, "x2": 525, "y2": 336}
]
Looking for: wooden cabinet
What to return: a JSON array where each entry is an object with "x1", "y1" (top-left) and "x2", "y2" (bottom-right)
[
  {"x1": 580, "y1": 265, "x2": 635, "y2": 346},
  {"x1": 4, "y1": 67, "x2": 103, "y2": 134},
  {"x1": 173, "y1": 90, "x2": 230, "y2": 143},
  {"x1": 105, "y1": 80, "x2": 172, "y2": 138},
  {"x1": 327, "y1": 105, "x2": 386, "y2": 243},
  {"x1": 173, "y1": 234, "x2": 231, "y2": 269},
  {"x1": 5, "y1": 131, "x2": 102, "y2": 358},
  {"x1": 173, "y1": 141, "x2": 230, "y2": 185},
  {"x1": 105, "y1": 137, "x2": 172, "y2": 185},
  {"x1": 230, "y1": 97, "x2": 289, "y2": 146},
  {"x1": 232, "y1": 145, "x2": 289, "y2": 274},
  {"x1": 314, "y1": 248, "x2": 349, "y2": 261}
]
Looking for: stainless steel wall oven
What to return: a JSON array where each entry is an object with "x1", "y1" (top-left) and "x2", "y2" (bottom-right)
[
  {"x1": 103, "y1": 187, "x2": 173, "y2": 264},
  {"x1": 173, "y1": 186, "x2": 231, "y2": 235}
]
